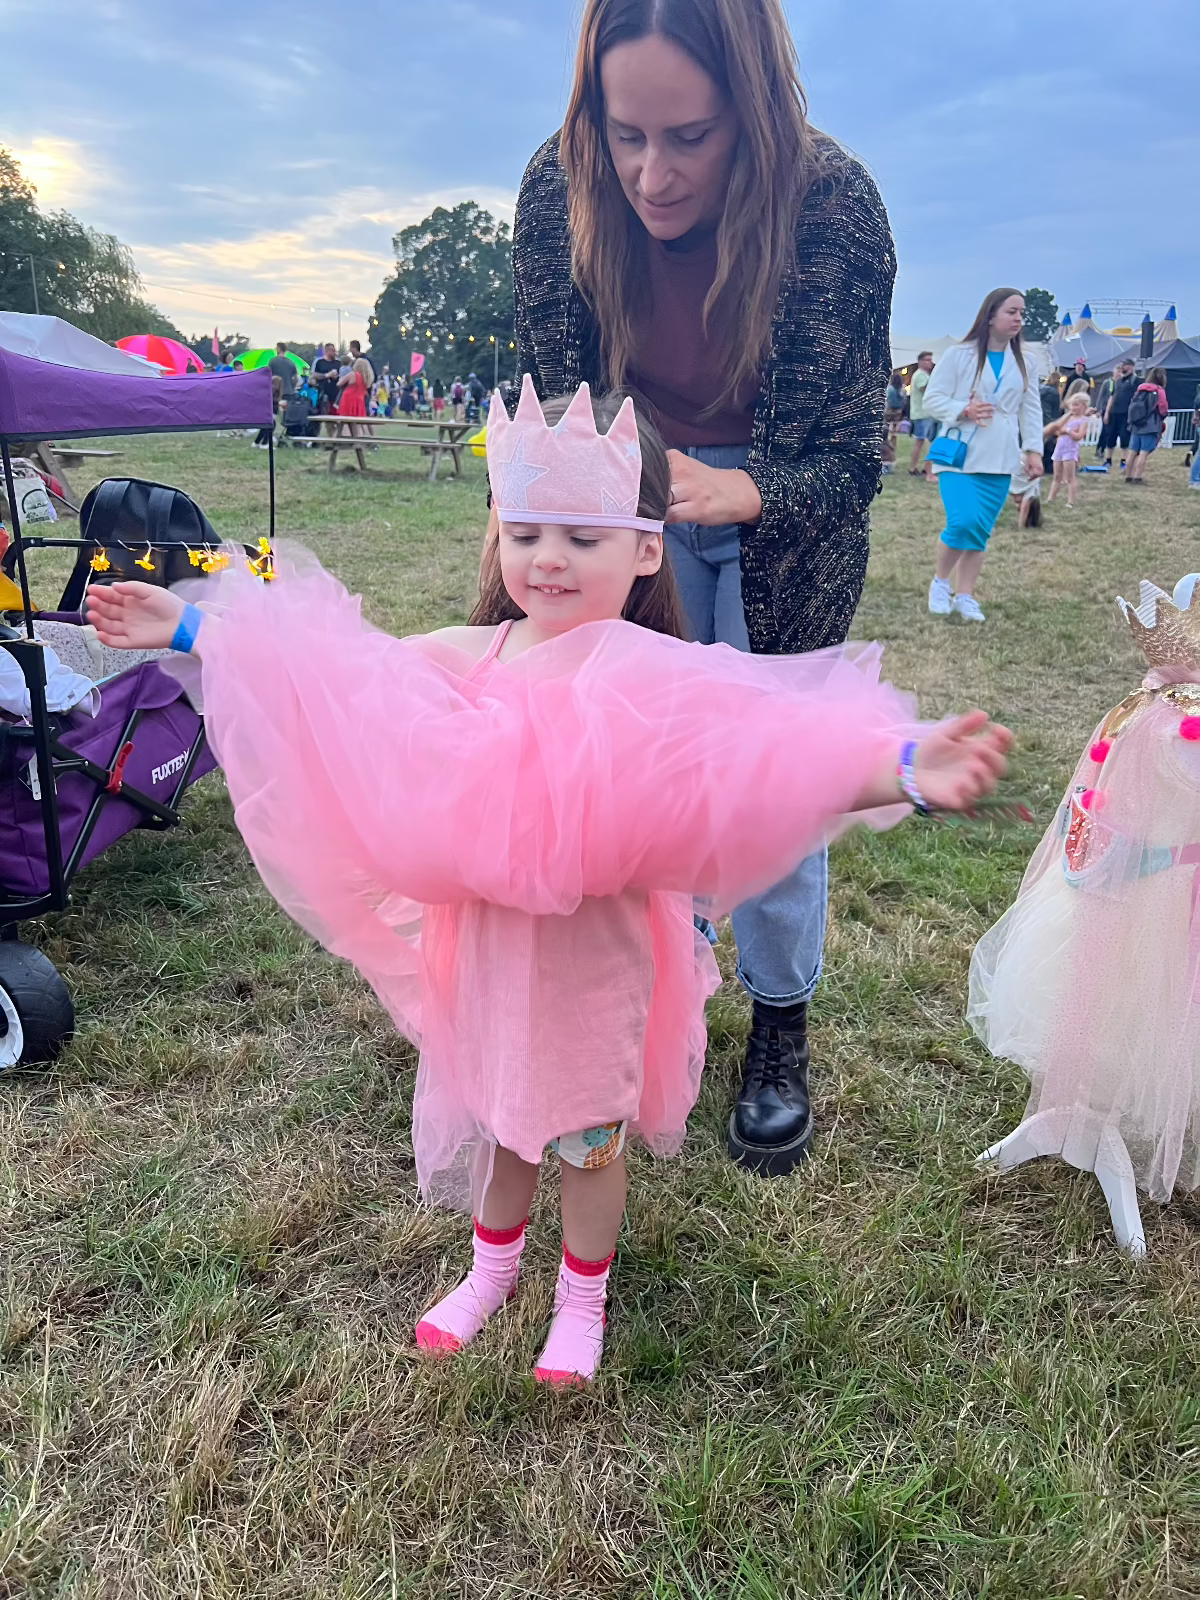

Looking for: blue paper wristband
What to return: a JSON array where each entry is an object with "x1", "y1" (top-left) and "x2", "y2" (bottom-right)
[
  {"x1": 170, "y1": 602, "x2": 205, "y2": 654},
  {"x1": 898, "y1": 738, "x2": 930, "y2": 814}
]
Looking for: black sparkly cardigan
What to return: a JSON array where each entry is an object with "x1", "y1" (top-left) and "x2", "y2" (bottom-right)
[{"x1": 511, "y1": 137, "x2": 896, "y2": 655}]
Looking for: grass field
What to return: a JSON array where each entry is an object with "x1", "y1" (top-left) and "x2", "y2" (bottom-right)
[{"x1": 2, "y1": 431, "x2": 1199, "y2": 1599}]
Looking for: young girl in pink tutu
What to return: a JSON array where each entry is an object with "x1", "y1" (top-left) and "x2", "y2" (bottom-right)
[{"x1": 87, "y1": 376, "x2": 1010, "y2": 1384}]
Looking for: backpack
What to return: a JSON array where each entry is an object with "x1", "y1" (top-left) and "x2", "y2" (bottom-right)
[
  {"x1": 1127, "y1": 386, "x2": 1161, "y2": 433},
  {"x1": 59, "y1": 478, "x2": 220, "y2": 610},
  {"x1": 451, "y1": 381, "x2": 464, "y2": 402}
]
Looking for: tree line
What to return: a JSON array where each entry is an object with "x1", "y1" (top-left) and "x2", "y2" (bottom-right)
[{"x1": 0, "y1": 146, "x2": 181, "y2": 342}]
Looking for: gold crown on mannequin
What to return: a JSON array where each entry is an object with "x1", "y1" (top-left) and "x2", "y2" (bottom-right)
[{"x1": 1117, "y1": 579, "x2": 1200, "y2": 669}]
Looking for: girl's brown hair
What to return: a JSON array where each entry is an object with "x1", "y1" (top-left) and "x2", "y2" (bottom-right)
[
  {"x1": 963, "y1": 287, "x2": 1029, "y2": 388},
  {"x1": 561, "y1": 0, "x2": 831, "y2": 419},
  {"x1": 470, "y1": 391, "x2": 688, "y2": 639},
  {"x1": 1147, "y1": 366, "x2": 1168, "y2": 388}
]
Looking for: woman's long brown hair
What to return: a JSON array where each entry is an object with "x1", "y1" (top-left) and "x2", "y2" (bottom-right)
[
  {"x1": 470, "y1": 391, "x2": 689, "y2": 639},
  {"x1": 561, "y1": 0, "x2": 831, "y2": 419},
  {"x1": 963, "y1": 287, "x2": 1029, "y2": 388}
]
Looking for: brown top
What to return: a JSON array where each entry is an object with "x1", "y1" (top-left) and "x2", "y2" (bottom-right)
[{"x1": 627, "y1": 229, "x2": 759, "y2": 449}]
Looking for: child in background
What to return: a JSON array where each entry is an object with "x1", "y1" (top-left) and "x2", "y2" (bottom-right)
[
  {"x1": 1046, "y1": 391, "x2": 1090, "y2": 509},
  {"x1": 85, "y1": 377, "x2": 1011, "y2": 1386},
  {"x1": 1007, "y1": 458, "x2": 1042, "y2": 529}
]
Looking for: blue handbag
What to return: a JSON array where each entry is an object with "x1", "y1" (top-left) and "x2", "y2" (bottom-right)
[
  {"x1": 925, "y1": 360, "x2": 1007, "y2": 470},
  {"x1": 927, "y1": 427, "x2": 970, "y2": 470}
]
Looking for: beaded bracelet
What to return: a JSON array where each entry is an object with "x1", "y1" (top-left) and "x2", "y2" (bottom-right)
[
  {"x1": 170, "y1": 602, "x2": 205, "y2": 654},
  {"x1": 897, "y1": 739, "x2": 931, "y2": 815}
]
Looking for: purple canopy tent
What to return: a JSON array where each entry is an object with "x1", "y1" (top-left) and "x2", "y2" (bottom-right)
[
  {"x1": 0, "y1": 346, "x2": 272, "y2": 442},
  {"x1": 0, "y1": 346, "x2": 275, "y2": 631},
  {"x1": 0, "y1": 346, "x2": 277, "y2": 980}
]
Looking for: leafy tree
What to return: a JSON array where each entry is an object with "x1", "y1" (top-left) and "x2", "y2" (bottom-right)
[
  {"x1": 370, "y1": 201, "x2": 515, "y2": 384},
  {"x1": 185, "y1": 331, "x2": 253, "y2": 364},
  {"x1": 1023, "y1": 287, "x2": 1059, "y2": 344},
  {"x1": 0, "y1": 145, "x2": 181, "y2": 341}
]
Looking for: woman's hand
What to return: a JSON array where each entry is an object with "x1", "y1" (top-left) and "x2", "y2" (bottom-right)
[
  {"x1": 665, "y1": 452, "x2": 762, "y2": 527},
  {"x1": 1023, "y1": 451, "x2": 1044, "y2": 479},
  {"x1": 962, "y1": 395, "x2": 994, "y2": 425},
  {"x1": 856, "y1": 712, "x2": 1012, "y2": 813},
  {"x1": 86, "y1": 582, "x2": 186, "y2": 651}
]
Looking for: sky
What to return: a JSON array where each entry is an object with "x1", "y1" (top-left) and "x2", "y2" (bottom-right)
[{"x1": 1, "y1": 0, "x2": 1196, "y2": 350}]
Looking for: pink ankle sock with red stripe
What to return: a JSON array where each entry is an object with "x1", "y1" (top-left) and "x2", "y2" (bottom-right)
[
  {"x1": 415, "y1": 1219, "x2": 527, "y2": 1355},
  {"x1": 534, "y1": 1246, "x2": 613, "y2": 1387}
]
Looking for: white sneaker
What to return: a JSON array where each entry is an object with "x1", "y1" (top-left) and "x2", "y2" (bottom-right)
[
  {"x1": 952, "y1": 593, "x2": 986, "y2": 623},
  {"x1": 928, "y1": 576, "x2": 953, "y2": 615}
]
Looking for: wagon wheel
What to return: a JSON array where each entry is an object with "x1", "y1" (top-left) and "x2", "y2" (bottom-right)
[{"x1": 0, "y1": 940, "x2": 75, "y2": 1070}]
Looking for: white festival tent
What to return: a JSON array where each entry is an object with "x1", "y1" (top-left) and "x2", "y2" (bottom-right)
[
  {"x1": 1048, "y1": 305, "x2": 1137, "y2": 372},
  {"x1": 0, "y1": 314, "x2": 163, "y2": 376},
  {"x1": 889, "y1": 334, "x2": 959, "y2": 368}
]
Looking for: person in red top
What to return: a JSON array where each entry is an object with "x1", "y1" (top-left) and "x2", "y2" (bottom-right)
[{"x1": 1125, "y1": 365, "x2": 1169, "y2": 485}]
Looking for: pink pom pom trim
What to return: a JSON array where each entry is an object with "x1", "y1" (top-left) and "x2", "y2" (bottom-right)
[
  {"x1": 1090, "y1": 740, "x2": 1111, "y2": 763},
  {"x1": 1180, "y1": 717, "x2": 1200, "y2": 742},
  {"x1": 1080, "y1": 789, "x2": 1098, "y2": 811}
]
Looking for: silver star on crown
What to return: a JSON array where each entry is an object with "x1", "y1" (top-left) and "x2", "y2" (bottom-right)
[{"x1": 497, "y1": 435, "x2": 550, "y2": 510}]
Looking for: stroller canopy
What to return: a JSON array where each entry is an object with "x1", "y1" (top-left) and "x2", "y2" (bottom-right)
[{"x1": 0, "y1": 344, "x2": 273, "y2": 443}]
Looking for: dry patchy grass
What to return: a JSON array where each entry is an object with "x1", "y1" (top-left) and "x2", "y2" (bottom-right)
[{"x1": 2, "y1": 434, "x2": 1199, "y2": 1598}]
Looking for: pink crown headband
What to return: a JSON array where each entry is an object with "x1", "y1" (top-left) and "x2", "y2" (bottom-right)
[{"x1": 486, "y1": 373, "x2": 663, "y2": 535}]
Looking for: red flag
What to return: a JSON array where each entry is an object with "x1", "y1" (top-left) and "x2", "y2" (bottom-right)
[
  {"x1": 410, "y1": 351, "x2": 425, "y2": 376},
  {"x1": 212, "y1": 328, "x2": 220, "y2": 358}
]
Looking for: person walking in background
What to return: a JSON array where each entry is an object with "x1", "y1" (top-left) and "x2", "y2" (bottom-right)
[
  {"x1": 1063, "y1": 357, "x2": 1091, "y2": 402},
  {"x1": 883, "y1": 369, "x2": 905, "y2": 473},
  {"x1": 1125, "y1": 366, "x2": 1169, "y2": 485},
  {"x1": 267, "y1": 342, "x2": 297, "y2": 402},
  {"x1": 451, "y1": 377, "x2": 466, "y2": 421},
  {"x1": 923, "y1": 288, "x2": 1044, "y2": 622},
  {"x1": 432, "y1": 376, "x2": 446, "y2": 417},
  {"x1": 1190, "y1": 384, "x2": 1200, "y2": 490},
  {"x1": 908, "y1": 351, "x2": 937, "y2": 476},
  {"x1": 1046, "y1": 390, "x2": 1090, "y2": 509},
  {"x1": 313, "y1": 342, "x2": 341, "y2": 414},
  {"x1": 510, "y1": 0, "x2": 896, "y2": 1176},
  {"x1": 1101, "y1": 358, "x2": 1136, "y2": 472},
  {"x1": 1039, "y1": 368, "x2": 1062, "y2": 479}
]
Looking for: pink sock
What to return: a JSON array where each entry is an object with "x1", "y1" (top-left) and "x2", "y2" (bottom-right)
[
  {"x1": 533, "y1": 1246, "x2": 613, "y2": 1387},
  {"x1": 415, "y1": 1219, "x2": 527, "y2": 1355}
]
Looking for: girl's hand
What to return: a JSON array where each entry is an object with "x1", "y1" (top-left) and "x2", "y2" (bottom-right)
[
  {"x1": 665, "y1": 452, "x2": 762, "y2": 527},
  {"x1": 910, "y1": 711, "x2": 1012, "y2": 811},
  {"x1": 86, "y1": 582, "x2": 186, "y2": 650},
  {"x1": 856, "y1": 712, "x2": 1012, "y2": 813}
]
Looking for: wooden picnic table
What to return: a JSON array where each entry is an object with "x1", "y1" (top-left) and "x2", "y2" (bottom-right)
[{"x1": 310, "y1": 416, "x2": 475, "y2": 479}]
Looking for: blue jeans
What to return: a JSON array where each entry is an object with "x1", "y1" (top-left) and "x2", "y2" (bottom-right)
[{"x1": 665, "y1": 444, "x2": 828, "y2": 1005}]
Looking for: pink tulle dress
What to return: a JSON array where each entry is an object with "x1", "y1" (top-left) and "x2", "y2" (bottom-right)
[
  {"x1": 191, "y1": 547, "x2": 914, "y2": 1211},
  {"x1": 969, "y1": 672, "x2": 1200, "y2": 1202}
]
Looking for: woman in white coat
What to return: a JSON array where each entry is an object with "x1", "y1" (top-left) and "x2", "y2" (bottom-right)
[{"x1": 923, "y1": 288, "x2": 1045, "y2": 623}]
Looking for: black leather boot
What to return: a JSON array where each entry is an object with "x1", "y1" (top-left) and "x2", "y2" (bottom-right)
[{"x1": 727, "y1": 1001, "x2": 814, "y2": 1176}]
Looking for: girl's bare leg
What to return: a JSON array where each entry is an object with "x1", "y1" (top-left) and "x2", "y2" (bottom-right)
[
  {"x1": 1065, "y1": 460, "x2": 1077, "y2": 506},
  {"x1": 1048, "y1": 461, "x2": 1061, "y2": 501},
  {"x1": 479, "y1": 1145, "x2": 541, "y2": 1230},
  {"x1": 560, "y1": 1153, "x2": 627, "y2": 1263}
]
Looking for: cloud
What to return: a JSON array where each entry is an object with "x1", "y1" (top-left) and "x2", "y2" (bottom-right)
[
  {"x1": 131, "y1": 184, "x2": 518, "y2": 343},
  {"x1": 2, "y1": 135, "x2": 118, "y2": 212}
]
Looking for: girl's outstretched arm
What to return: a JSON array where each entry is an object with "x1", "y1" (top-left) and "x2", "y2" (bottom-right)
[
  {"x1": 856, "y1": 712, "x2": 1012, "y2": 814},
  {"x1": 86, "y1": 582, "x2": 206, "y2": 654}
]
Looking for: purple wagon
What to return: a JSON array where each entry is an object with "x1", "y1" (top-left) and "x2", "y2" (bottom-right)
[{"x1": 0, "y1": 324, "x2": 274, "y2": 1066}]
